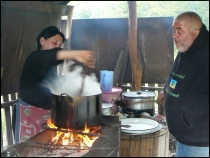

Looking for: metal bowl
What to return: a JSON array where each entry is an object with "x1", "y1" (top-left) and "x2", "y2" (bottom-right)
[{"x1": 102, "y1": 102, "x2": 113, "y2": 115}]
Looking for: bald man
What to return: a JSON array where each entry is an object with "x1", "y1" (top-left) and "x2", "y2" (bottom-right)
[{"x1": 157, "y1": 11, "x2": 209, "y2": 157}]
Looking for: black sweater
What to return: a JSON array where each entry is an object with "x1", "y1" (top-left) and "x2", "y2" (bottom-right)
[
  {"x1": 19, "y1": 48, "x2": 64, "y2": 109},
  {"x1": 164, "y1": 24, "x2": 209, "y2": 147}
]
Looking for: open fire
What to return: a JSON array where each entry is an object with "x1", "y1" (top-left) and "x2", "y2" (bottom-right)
[
  {"x1": 47, "y1": 118, "x2": 102, "y2": 148},
  {"x1": 1, "y1": 116, "x2": 120, "y2": 157}
]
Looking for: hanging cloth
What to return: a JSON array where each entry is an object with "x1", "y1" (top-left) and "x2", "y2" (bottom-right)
[{"x1": 13, "y1": 98, "x2": 51, "y2": 143}]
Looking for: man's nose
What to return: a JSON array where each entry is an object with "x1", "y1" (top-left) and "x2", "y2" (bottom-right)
[{"x1": 172, "y1": 33, "x2": 177, "y2": 39}]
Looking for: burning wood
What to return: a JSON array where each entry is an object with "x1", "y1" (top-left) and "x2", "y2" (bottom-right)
[
  {"x1": 19, "y1": 120, "x2": 104, "y2": 157},
  {"x1": 1, "y1": 116, "x2": 120, "y2": 157},
  {"x1": 33, "y1": 142, "x2": 89, "y2": 157},
  {"x1": 46, "y1": 118, "x2": 102, "y2": 149}
]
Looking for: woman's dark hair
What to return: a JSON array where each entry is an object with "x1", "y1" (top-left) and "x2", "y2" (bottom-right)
[{"x1": 36, "y1": 26, "x2": 65, "y2": 50}]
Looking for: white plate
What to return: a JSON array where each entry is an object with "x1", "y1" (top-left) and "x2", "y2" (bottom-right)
[
  {"x1": 121, "y1": 118, "x2": 159, "y2": 131},
  {"x1": 121, "y1": 124, "x2": 162, "y2": 135}
]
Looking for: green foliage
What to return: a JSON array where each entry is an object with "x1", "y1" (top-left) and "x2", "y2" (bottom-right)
[{"x1": 69, "y1": 1, "x2": 209, "y2": 30}]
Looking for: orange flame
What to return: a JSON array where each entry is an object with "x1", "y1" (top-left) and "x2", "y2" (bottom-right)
[
  {"x1": 47, "y1": 119, "x2": 101, "y2": 147},
  {"x1": 47, "y1": 119, "x2": 57, "y2": 129}
]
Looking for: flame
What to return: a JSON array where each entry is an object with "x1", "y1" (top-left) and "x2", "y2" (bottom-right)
[
  {"x1": 47, "y1": 119, "x2": 57, "y2": 129},
  {"x1": 47, "y1": 119, "x2": 101, "y2": 148}
]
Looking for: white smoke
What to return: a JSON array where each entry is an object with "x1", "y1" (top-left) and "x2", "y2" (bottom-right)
[{"x1": 42, "y1": 62, "x2": 102, "y2": 96}]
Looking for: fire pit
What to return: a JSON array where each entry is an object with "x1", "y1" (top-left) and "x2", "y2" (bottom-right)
[{"x1": 1, "y1": 116, "x2": 121, "y2": 157}]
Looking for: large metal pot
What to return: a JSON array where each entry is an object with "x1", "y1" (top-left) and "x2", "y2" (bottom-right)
[
  {"x1": 121, "y1": 91, "x2": 156, "y2": 110},
  {"x1": 51, "y1": 93, "x2": 102, "y2": 129}
]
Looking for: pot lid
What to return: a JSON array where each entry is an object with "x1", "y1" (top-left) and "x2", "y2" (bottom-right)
[
  {"x1": 122, "y1": 91, "x2": 156, "y2": 98},
  {"x1": 102, "y1": 102, "x2": 113, "y2": 109}
]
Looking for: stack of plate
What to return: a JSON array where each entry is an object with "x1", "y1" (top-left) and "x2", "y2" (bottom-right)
[{"x1": 121, "y1": 118, "x2": 161, "y2": 135}]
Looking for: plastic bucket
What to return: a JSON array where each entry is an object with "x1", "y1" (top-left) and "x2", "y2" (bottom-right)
[{"x1": 102, "y1": 86, "x2": 122, "y2": 103}]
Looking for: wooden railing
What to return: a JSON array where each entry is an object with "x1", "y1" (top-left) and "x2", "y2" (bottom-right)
[
  {"x1": 1, "y1": 92, "x2": 18, "y2": 148},
  {"x1": 122, "y1": 83, "x2": 164, "y2": 92},
  {"x1": 1, "y1": 83, "x2": 164, "y2": 149}
]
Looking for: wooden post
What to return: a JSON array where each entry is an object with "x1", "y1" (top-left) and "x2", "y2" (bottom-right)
[
  {"x1": 1, "y1": 67, "x2": 4, "y2": 79},
  {"x1": 59, "y1": 5, "x2": 74, "y2": 76},
  {"x1": 127, "y1": 1, "x2": 143, "y2": 91},
  {"x1": 65, "y1": 5, "x2": 74, "y2": 50}
]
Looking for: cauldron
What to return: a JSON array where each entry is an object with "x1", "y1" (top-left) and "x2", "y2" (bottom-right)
[{"x1": 51, "y1": 93, "x2": 102, "y2": 129}]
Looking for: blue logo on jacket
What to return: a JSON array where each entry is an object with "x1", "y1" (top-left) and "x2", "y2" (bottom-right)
[{"x1": 169, "y1": 79, "x2": 177, "y2": 89}]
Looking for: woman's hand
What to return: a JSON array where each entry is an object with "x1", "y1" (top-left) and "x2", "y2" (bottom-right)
[
  {"x1": 57, "y1": 50, "x2": 96, "y2": 68},
  {"x1": 74, "y1": 50, "x2": 96, "y2": 68}
]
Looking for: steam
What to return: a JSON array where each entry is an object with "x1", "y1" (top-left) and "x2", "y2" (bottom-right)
[{"x1": 41, "y1": 62, "x2": 102, "y2": 96}]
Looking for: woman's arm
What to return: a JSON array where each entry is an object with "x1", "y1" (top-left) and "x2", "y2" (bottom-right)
[{"x1": 56, "y1": 50, "x2": 96, "y2": 68}]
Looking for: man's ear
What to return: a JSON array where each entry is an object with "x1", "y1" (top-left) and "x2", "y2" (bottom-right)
[{"x1": 193, "y1": 29, "x2": 200, "y2": 39}]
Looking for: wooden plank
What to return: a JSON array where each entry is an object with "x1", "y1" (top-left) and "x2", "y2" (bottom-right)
[
  {"x1": 11, "y1": 93, "x2": 17, "y2": 101},
  {"x1": 122, "y1": 85, "x2": 164, "y2": 91},
  {"x1": 4, "y1": 106, "x2": 13, "y2": 145},
  {"x1": 1, "y1": 100, "x2": 17, "y2": 109},
  {"x1": 118, "y1": 44, "x2": 129, "y2": 87},
  {"x1": 1, "y1": 95, "x2": 9, "y2": 148},
  {"x1": 1, "y1": 109, "x2": 3, "y2": 148},
  {"x1": 2, "y1": 95, "x2": 9, "y2": 105},
  {"x1": 2, "y1": 95, "x2": 14, "y2": 147},
  {"x1": 113, "y1": 50, "x2": 124, "y2": 86},
  {"x1": 129, "y1": 135, "x2": 137, "y2": 157},
  {"x1": 16, "y1": 92, "x2": 19, "y2": 98},
  {"x1": 157, "y1": 127, "x2": 169, "y2": 156},
  {"x1": 1, "y1": 67, "x2": 4, "y2": 79},
  {"x1": 140, "y1": 136, "x2": 149, "y2": 156},
  {"x1": 10, "y1": 93, "x2": 16, "y2": 143}
]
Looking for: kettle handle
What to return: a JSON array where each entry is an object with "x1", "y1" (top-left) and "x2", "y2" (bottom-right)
[{"x1": 60, "y1": 93, "x2": 73, "y2": 103}]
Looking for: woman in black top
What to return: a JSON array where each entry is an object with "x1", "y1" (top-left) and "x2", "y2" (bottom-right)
[{"x1": 13, "y1": 26, "x2": 96, "y2": 143}]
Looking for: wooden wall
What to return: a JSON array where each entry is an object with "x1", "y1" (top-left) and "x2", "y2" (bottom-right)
[
  {"x1": 70, "y1": 17, "x2": 174, "y2": 84},
  {"x1": 1, "y1": 1, "x2": 66, "y2": 95}
]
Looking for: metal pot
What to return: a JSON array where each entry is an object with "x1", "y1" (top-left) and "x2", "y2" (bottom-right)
[
  {"x1": 51, "y1": 93, "x2": 102, "y2": 129},
  {"x1": 121, "y1": 91, "x2": 156, "y2": 110},
  {"x1": 102, "y1": 102, "x2": 113, "y2": 115}
]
